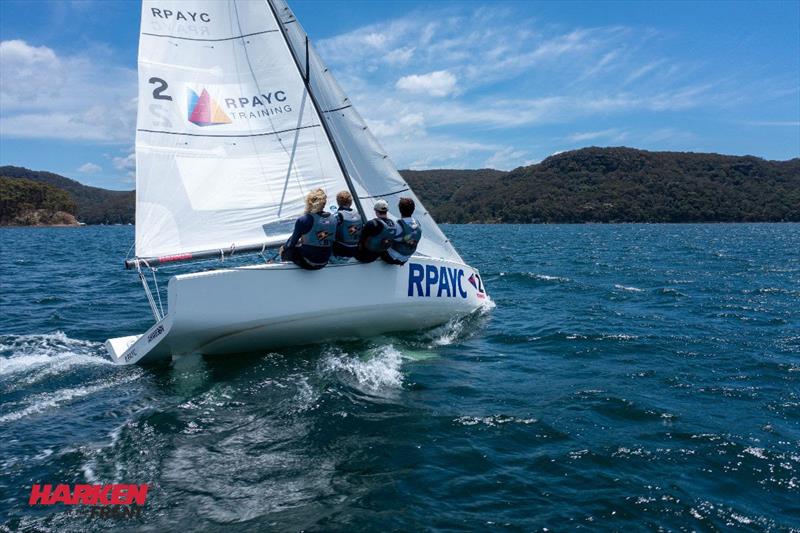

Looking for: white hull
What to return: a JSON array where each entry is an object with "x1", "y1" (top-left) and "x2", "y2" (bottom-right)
[{"x1": 106, "y1": 257, "x2": 488, "y2": 365}]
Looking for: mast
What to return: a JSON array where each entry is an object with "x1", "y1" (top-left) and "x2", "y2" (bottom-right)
[{"x1": 265, "y1": 0, "x2": 368, "y2": 223}]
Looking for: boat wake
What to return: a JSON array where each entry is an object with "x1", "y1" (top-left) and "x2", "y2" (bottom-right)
[
  {"x1": 424, "y1": 303, "x2": 494, "y2": 347},
  {"x1": 321, "y1": 344, "x2": 405, "y2": 394},
  {"x1": 0, "y1": 332, "x2": 142, "y2": 424},
  {"x1": 0, "y1": 373, "x2": 142, "y2": 424},
  {"x1": 0, "y1": 332, "x2": 112, "y2": 388}
]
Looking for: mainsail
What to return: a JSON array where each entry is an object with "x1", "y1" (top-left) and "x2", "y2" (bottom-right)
[{"x1": 135, "y1": 0, "x2": 462, "y2": 263}]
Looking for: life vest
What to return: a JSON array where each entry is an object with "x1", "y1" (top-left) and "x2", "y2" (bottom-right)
[
  {"x1": 335, "y1": 208, "x2": 362, "y2": 247},
  {"x1": 363, "y1": 218, "x2": 396, "y2": 252},
  {"x1": 389, "y1": 218, "x2": 422, "y2": 260},
  {"x1": 300, "y1": 212, "x2": 337, "y2": 248}
]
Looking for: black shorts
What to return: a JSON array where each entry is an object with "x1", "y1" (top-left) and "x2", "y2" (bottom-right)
[
  {"x1": 355, "y1": 248, "x2": 381, "y2": 263},
  {"x1": 333, "y1": 242, "x2": 358, "y2": 258},
  {"x1": 281, "y1": 247, "x2": 327, "y2": 270}
]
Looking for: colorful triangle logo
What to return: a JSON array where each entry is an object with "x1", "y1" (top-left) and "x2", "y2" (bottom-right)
[{"x1": 187, "y1": 88, "x2": 232, "y2": 127}]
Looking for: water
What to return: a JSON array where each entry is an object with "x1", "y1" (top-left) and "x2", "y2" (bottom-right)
[{"x1": 1, "y1": 224, "x2": 798, "y2": 531}]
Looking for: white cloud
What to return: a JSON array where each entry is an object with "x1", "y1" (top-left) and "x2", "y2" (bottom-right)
[
  {"x1": 102, "y1": 150, "x2": 136, "y2": 184},
  {"x1": 365, "y1": 112, "x2": 425, "y2": 138},
  {"x1": 396, "y1": 70, "x2": 458, "y2": 97},
  {"x1": 78, "y1": 162, "x2": 102, "y2": 173},
  {"x1": 311, "y1": 6, "x2": 752, "y2": 169},
  {"x1": 484, "y1": 147, "x2": 530, "y2": 170},
  {"x1": 384, "y1": 46, "x2": 415, "y2": 66},
  {"x1": 0, "y1": 40, "x2": 61, "y2": 105},
  {"x1": 112, "y1": 151, "x2": 135, "y2": 172},
  {"x1": 566, "y1": 128, "x2": 629, "y2": 143},
  {"x1": 623, "y1": 60, "x2": 664, "y2": 85},
  {"x1": 0, "y1": 39, "x2": 136, "y2": 143}
]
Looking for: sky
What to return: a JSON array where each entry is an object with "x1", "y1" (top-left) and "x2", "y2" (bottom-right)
[{"x1": 0, "y1": 0, "x2": 798, "y2": 190}]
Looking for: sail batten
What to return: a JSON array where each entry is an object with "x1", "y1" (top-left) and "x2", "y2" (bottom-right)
[{"x1": 141, "y1": 29, "x2": 279, "y2": 42}]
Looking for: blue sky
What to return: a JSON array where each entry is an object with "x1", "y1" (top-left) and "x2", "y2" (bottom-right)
[{"x1": 0, "y1": 0, "x2": 798, "y2": 190}]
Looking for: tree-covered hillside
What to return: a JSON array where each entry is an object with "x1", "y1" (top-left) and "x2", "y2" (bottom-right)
[
  {"x1": 2, "y1": 147, "x2": 798, "y2": 225},
  {"x1": 0, "y1": 177, "x2": 78, "y2": 225},
  {"x1": 0, "y1": 166, "x2": 134, "y2": 224},
  {"x1": 402, "y1": 148, "x2": 800, "y2": 223}
]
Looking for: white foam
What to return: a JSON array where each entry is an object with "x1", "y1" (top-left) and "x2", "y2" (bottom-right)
[
  {"x1": 614, "y1": 284, "x2": 644, "y2": 292},
  {"x1": 0, "y1": 373, "x2": 142, "y2": 424},
  {"x1": 743, "y1": 446, "x2": 768, "y2": 460},
  {"x1": 322, "y1": 345, "x2": 404, "y2": 393},
  {"x1": 602, "y1": 333, "x2": 638, "y2": 340},
  {"x1": 430, "y1": 317, "x2": 466, "y2": 347},
  {"x1": 426, "y1": 303, "x2": 493, "y2": 347},
  {"x1": 730, "y1": 512, "x2": 754, "y2": 525},
  {"x1": 0, "y1": 332, "x2": 110, "y2": 384},
  {"x1": 530, "y1": 273, "x2": 570, "y2": 282},
  {"x1": 454, "y1": 415, "x2": 537, "y2": 427}
]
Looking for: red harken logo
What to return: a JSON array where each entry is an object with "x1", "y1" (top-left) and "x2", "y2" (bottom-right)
[{"x1": 29, "y1": 484, "x2": 149, "y2": 506}]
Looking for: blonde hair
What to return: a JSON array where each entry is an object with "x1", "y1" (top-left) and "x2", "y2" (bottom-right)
[
  {"x1": 305, "y1": 188, "x2": 327, "y2": 214},
  {"x1": 336, "y1": 190, "x2": 353, "y2": 208}
]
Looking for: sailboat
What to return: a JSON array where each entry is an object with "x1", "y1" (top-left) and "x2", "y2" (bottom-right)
[{"x1": 106, "y1": 0, "x2": 489, "y2": 365}]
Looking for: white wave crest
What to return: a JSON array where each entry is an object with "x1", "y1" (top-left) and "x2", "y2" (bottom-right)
[
  {"x1": 454, "y1": 415, "x2": 537, "y2": 427},
  {"x1": 614, "y1": 284, "x2": 644, "y2": 292},
  {"x1": 322, "y1": 345, "x2": 404, "y2": 393},
  {"x1": 429, "y1": 316, "x2": 467, "y2": 347},
  {"x1": 0, "y1": 332, "x2": 111, "y2": 385},
  {"x1": 0, "y1": 373, "x2": 142, "y2": 424}
]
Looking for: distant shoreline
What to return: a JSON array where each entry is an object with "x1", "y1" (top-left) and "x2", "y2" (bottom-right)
[
  {"x1": 2, "y1": 221, "x2": 798, "y2": 229},
  {"x1": 3, "y1": 148, "x2": 798, "y2": 225}
]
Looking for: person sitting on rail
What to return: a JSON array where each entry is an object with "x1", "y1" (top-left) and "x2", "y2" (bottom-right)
[
  {"x1": 280, "y1": 188, "x2": 338, "y2": 270},
  {"x1": 382, "y1": 197, "x2": 422, "y2": 265},
  {"x1": 355, "y1": 199, "x2": 397, "y2": 264},
  {"x1": 332, "y1": 190, "x2": 362, "y2": 258}
]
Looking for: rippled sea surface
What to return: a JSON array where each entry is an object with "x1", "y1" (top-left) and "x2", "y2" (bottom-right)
[{"x1": 1, "y1": 224, "x2": 799, "y2": 531}]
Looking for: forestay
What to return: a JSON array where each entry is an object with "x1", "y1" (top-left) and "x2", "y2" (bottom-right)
[{"x1": 135, "y1": 0, "x2": 462, "y2": 263}]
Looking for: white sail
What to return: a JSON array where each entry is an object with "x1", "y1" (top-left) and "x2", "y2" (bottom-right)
[
  {"x1": 135, "y1": 0, "x2": 351, "y2": 257},
  {"x1": 135, "y1": 0, "x2": 461, "y2": 263},
  {"x1": 270, "y1": 0, "x2": 463, "y2": 263}
]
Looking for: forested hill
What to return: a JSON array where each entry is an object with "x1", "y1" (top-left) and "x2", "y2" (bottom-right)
[
  {"x1": 0, "y1": 166, "x2": 134, "y2": 225},
  {"x1": 0, "y1": 177, "x2": 78, "y2": 226},
  {"x1": 1, "y1": 147, "x2": 798, "y2": 225},
  {"x1": 401, "y1": 148, "x2": 800, "y2": 223}
]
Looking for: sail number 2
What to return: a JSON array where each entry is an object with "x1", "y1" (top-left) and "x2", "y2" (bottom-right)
[
  {"x1": 148, "y1": 78, "x2": 173, "y2": 129},
  {"x1": 149, "y1": 78, "x2": 172, "y2": 101}
]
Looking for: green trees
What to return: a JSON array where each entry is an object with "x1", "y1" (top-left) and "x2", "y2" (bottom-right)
[
  {"x1": 1, "y1": 147, "x2": 798, "y2": 225},
  {"x1": 401, "y1": 148, "x2": 800, "y2": 223},
  {"x1": 0, "y1": 177, "x2": 78, "y2": 225},
  {"x1": 0, "y1": 166, "x2": 135, "y2": 224}
]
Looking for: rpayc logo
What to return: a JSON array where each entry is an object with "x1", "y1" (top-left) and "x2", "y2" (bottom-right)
[
  {"x1": 408, "y1": 263, "x2": 467, "y2": 298},
  {"x1": 187, "y1": 88, "x2": 232, "y2": 127}
]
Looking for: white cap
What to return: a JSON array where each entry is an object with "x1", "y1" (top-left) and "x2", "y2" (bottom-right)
[{"x1": 374, "y1": 199, "x2": 389, "y2": 212}]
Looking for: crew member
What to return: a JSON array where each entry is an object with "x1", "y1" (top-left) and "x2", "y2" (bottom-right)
[
  {"x1": 355, "y1": 199, "x2": 397, "y2": 263},
  {"x1": 280, "y1": 188, "x2": 338, "y2": 270},
  {"x1": 332, "y1": 190, "x2": 362, "y2": 258},
  {"x1": 382, "y1": 197, "x2": 422, "y2": 265}
]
